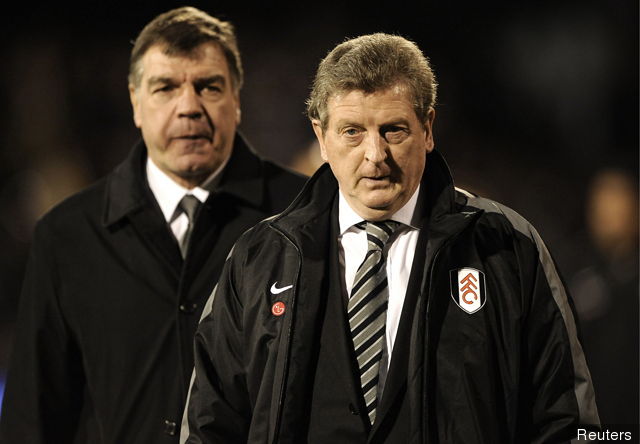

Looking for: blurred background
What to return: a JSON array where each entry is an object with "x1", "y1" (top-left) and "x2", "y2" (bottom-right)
[{"x1": 0, "y1": 0, "x2": 637, "y2": 426}]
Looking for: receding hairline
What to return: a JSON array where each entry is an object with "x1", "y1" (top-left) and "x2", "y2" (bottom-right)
[
  {"x1": 315, "y1": 81, "x2": 433, "y2": 130},
  {"x1": 129, "y1": 41, "x2": 235, "y2": 90},
  {"x1": 127, "y1": 7, "x2": 243, "y2": 91},
  {"x1": 323, "y1": 81, "x2": 413, "y2": 111},
  {"x1": 306, "y1": 33, "x2": 437, "y2": 132}
]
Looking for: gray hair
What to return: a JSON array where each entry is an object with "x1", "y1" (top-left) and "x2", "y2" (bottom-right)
[{"x1": 307, "y1": 33, "x2": 437, "y2": 129}]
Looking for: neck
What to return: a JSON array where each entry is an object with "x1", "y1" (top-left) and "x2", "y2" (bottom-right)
[{"x1": 167, "y1": 172, "x2": 206, "y2": 190}]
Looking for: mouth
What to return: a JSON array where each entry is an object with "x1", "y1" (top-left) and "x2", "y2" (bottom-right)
[
  {"x1": 362, "y1": 175, "x2": 390, "y2": 182},
  {"x1": 173, "y1": 134, "x2": 212, "y2": 142},
  {"x1": 360, "y1": 175, "x2": 392, "y2": 188}
]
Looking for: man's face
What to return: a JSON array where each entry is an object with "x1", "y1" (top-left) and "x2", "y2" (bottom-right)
[
  {"x1": 130, "y1": 42, "x2": 240, "y2": 188},
  {"x1": 312, "y1": 84, "x2": 435, "y2": 221}
]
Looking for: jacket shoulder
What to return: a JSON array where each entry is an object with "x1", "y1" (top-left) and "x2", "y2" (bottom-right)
[
  {"x1": 262, "y1": 159, "x2": 307, "y2": 184},
  {"x1": 455, "y1": 187, "x2": 539, "y2": 243},
  {"x1": 36, "y1": 177, "x2": 108, "y2": 235},
  {"x1": 227, "y1": 217, "x2": 282, "y2": 259},
  {"x1": 260, "y1": 160, "x2": 307, "y2": 208}
]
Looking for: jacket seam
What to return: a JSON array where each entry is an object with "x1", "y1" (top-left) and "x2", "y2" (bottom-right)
[{"x1": 267, "y1": 223, "x2": 302, "y2": 444}]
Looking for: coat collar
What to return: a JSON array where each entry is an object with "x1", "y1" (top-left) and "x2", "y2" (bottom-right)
[
  {"x1": 271, "y1": 149, "x2": 469, "y2": 239},
  {"x1": 102, "y1": 133, "x2": 265, "y2": 227},
  {"x1": 268, "y1": 149, "x2": 482, "y2": 441}
]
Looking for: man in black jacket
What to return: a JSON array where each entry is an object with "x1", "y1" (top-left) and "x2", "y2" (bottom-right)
[
  {"x1": 0, "y1": 7, "x2": 305, "y2": 444},
  {"x1": 183, "y1": 33, "x2": 599, "y2": 443}
]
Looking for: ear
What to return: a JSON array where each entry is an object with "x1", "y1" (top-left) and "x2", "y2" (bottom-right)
[
  {"x1": 311, "y1": 120, "x2": 328, "y2": 162},
  {"x1": 129, "y1": 84, "x2": 142, "y2": 129},
  {"x1": 234, "y1": 93, "x2": 242, "y2": 125},
  {"x1": 423, "y1": 108, "x2": 436, "y2": 153}
]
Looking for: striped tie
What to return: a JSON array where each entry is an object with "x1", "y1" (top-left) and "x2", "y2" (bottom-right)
[{"x1": 348, "y1": 220, "x2": 400, "y2": 425}]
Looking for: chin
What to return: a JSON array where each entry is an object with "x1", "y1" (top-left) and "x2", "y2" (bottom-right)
[
  {"x1": 357, "y1": 207, "x2": 394, "y2": 222},
  {"x1": 173, "y1": 161, "x2": 213, "y2": 178},
  {"x1": 362, "y1": 192, "x2": 399, "y2": 209}
]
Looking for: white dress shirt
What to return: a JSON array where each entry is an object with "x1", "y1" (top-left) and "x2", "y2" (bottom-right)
[
  {"x1": 338, "y1": 185, "x2": 421, "y2": 370},
  {"x1": 146, "y1": 157, "x2": 227, "y2": 245}
]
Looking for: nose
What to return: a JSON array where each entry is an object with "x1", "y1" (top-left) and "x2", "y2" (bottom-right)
[
  {"x1": 176, "y1": 85, "x2": 203, "y2": 119},
  {"x1": 363, "y1": 133, "x2": 388, "y2": 164}
]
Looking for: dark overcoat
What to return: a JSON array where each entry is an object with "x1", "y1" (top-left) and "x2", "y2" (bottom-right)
[{"x1": 0, "y1": 135, "x2": 307, "y2": 444}]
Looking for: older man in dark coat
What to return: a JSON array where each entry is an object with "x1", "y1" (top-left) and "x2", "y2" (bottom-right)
[{"x1": 0, "y1": 7, "x2": 305, "y2": 444}]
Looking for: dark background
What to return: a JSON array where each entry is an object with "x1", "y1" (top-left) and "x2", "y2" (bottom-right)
[{"x1": 0, "y1": 0, "x2": 637, "y2": 426}]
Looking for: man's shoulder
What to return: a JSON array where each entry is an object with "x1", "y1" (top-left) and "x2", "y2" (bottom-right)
[
  {"x1": 38, "y1": 177, "x2": 108, "y2": 227},
  {"x1": 239, "y1": 154, "x2": 306, "y2": 216},
  {"x1": 38, "y1": 144, "x2": 146, "y2": 234},
  {"x1": 260, "y1": 159, "x2": 307, "y2": 196},
  {"x1": 233, "y1": 134, "x2": 307, "y2": 191},
  {"x1": 261, "y1": 158, "x2": 307, "y2": 183},
  {"x1": 454, "y1": 187, "x2": 537, "y2": 242},
  {"x1": 231, "y1": 216, "x2": 281, "y2": 250}
]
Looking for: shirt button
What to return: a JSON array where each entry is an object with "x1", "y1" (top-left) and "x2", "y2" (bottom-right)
[
  {"x1": 348, "y1": 403, "x2": 359, "y2": 415},
  {"x1": 164, "y1": 419, "x2": 177, "y2": 435},
  {"x1": 179, "y1": 303, "x2": 198, "y2": 314}
]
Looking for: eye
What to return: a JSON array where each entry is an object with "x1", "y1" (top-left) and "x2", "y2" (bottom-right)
[
  {"x1": 340, "y1": 126, "x2": 364, "y2": 138},
  {"x1": 203, "y1": 85, "x2": 222, "y2": 93},
  {"x1": 198, "y1": 82, "x2": 224, "y2": 98},
  {"x1": 382, "y1": 125, "x2": 409, "y2": 143},
  {"x1": 152, "y1": 83, "x2": 174, "y2": 94}
]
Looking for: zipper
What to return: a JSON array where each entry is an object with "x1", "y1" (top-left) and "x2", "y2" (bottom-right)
[
  {"x1": 420, "y1": 219, "x2": 476, "y2": 443},
  {"x1": 268, "y1": 223, "x2": 302, "y2": 444},
  {"x1": 421, "y1": 245, "x2": 442, "y2": 443}
]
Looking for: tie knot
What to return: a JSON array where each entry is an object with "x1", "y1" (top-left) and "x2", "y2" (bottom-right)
[
  {"x1": 365, "y1": 220, "x2": 401, "y2": 251},
  {"x1": 178, "y1": 194, "x2": 201, "y2": 222}
]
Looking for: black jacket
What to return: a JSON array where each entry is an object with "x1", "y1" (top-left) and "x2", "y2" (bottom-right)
[
  {"x1": 0, "y1": 135, "x2": 306, "y2": 444},
  {"x1": 184, "y1": 150, "x2": 599, "y2": 444}
]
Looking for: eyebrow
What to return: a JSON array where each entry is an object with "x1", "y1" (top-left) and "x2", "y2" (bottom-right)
[
  {"x1": 333, "y1": 117, "x2": 411, "y2": 129},
  {"x1": 146, "y1": 76, "x2": 175, "y2": 88},
  {"x1": 381, "y1": 119, "x2": 411, "y2": 128},
  {"x1": 335, "y1": 119, "x2": 363, "y2": 129},
  {"x1": 146, "y1": 74, "x2": 227, "y2": 88},
  {"x1": 194, "y1": 75, "x2": 226, "y2": 89}
]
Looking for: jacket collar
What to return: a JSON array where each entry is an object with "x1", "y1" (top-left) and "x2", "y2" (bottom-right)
[
  {"x1": 271, "y1": 149, "x2": 468, "y2": 238},
  {"x1": 215, "y1": 132, "x2": 265, "y2": 209},
  {"x1": 102, "y1": 133, "x2": 265, "y2": 227}
]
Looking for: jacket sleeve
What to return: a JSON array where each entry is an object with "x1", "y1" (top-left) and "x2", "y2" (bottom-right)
[
  {"x1": 0, "y1": 220, "x2": 85, "y2": 443},
  {"x1": 519, "y1": 226, "x2": 600, "y2": 443},
  {"x1": 181, "y1": 247, "x2": 251, "y2": 444}
]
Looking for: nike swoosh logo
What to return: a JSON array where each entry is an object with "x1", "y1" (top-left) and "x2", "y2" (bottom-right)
[{"x1": 270, "y1": 282, "x2": 293, "y2": 295}]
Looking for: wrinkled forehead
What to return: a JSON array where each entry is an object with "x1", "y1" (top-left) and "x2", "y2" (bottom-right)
[
  {"x1": 328, "y1": 82, "x2": 412, "y2": 104},
  {"x1": 323, "y1": 83, "x2": 417, "y2": 123},
  {"x1": 138, "y1": 42, "x2": 230, "y2": 80},
  {"x1": 157, "y1": 40, "x2": 224, "y2": 60},
  {"x1": 136, "y1": 42, "x2": 228, "y2": 78},
  {"x1": 143, "y1": 41, "x2": 226, "y2": 66}
]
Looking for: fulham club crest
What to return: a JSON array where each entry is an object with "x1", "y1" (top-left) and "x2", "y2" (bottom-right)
[{"x1": 450, "y1": 267, "x2": 487, "y2": 314}]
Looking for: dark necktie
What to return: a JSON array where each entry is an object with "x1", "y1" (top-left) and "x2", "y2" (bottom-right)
[
  {"x1": 347, "y1": 220, "x2": 401, "y2": 425},
  {"x1": 177, "y1": 194, "x2": 201, "y2": 258}
]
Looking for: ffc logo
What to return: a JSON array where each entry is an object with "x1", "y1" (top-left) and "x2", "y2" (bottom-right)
[{"x1": 450, "y1": 267, "x2": 487, "y2": 314}]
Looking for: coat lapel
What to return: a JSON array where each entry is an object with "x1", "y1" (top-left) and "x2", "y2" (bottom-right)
[
  {"x1": 368, "y1": 151, "x2": 484, "y2": 441},
  {"x1": 326, "y1": 204, "x2": 369, "y2": 425},
  {"x1": 102, "y1": 141, "x2": 182, "y2": 277},
  {"x1": 182, "y1": 135, "x2": 265, "y2": 288},
  {"x1": 369, "y1": 221, "x2": 429, "y2": 438}
]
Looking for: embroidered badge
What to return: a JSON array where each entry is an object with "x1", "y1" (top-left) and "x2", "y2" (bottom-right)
[
  {"x1": 450, "y1": 267, "x2": 487, "y2": 314},
  {"x1": 271, "y1": 301, "x2": 286, "y2": 316}
]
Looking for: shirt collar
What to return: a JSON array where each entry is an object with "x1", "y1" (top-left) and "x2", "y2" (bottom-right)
[
  {"x1": 338, "y1": 184, "x2": 421, "y2": 235},
  {"x1": 146, "y1": 157, "x2": 227, "y2": 222}
]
